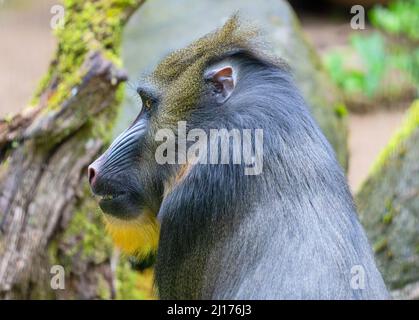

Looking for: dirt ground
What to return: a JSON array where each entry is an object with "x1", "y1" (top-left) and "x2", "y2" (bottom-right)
[
  {"x1": 0, "y1": 2, "x2": 408, "y2": 191},
  {"x1": 347, "y1": 110, "x2": 406, "y2": 190}
]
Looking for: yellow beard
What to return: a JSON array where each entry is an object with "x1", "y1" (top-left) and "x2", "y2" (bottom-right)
[{"x1": 103, "y1": 210, "x2": 160, "y2": 258}]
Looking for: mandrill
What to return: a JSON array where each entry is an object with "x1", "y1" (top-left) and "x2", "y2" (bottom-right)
[{"x1": 88, "y1": 16, "x2": 389, "y2": 299}]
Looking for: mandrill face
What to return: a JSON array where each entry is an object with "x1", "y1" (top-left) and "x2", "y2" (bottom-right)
[
  {"x1": 88, "y1": 112, "x2": 160, "y2": 220},
  {"x1": 87, "y1": 106, "x2": 163, "y2": 257}
]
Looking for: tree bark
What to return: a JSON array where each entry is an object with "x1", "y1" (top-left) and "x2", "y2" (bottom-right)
[
  {"x1": 0, "y1": 0, "x2": 146, "y2": 299},
  {"x1": 356, "y1": 100, "x2": 419, "y2": 295}
]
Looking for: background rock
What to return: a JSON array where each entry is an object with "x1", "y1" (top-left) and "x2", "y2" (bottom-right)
[{"x1": 356, "y1": 100, "x2": 419, "y2": 292}]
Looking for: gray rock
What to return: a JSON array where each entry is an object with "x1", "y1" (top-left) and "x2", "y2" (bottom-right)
[{"x1": 356, "y1": 105, "x2": 419, "y2": 291}]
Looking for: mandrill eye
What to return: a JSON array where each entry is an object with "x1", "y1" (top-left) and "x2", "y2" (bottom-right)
[
  {"x1": 137, "y1": 86, "x2": 157, "y2": 112},
  {"x1": 144, "y1": 98, "x2": 152, "y2": 110},
  {"x1": 140, "y1": 95, "x2": 153, "y2": 110}
]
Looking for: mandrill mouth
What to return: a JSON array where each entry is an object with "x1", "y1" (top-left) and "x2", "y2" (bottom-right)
[
  {"x1": 88, "y1": 163, "x2": 144, "y2": 219},
  {"x1": 98, "y1": 192, "x2": 127, "y2": 206},
  {"x1": 93, "y1": 190, "x2": 141, "y2": 219}
]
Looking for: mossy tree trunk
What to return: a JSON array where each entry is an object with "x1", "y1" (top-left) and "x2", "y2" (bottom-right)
[
  {"x1": 356, "y1": 100, "x2": 419, "y2": 299},
  {"x1": 0, "y1": 0, "x2": 146, "y2": 299}
]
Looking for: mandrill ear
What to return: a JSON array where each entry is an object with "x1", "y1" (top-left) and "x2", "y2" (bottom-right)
[{"x1": 204, "y1": 64, "x2": 236, "y2": 103}]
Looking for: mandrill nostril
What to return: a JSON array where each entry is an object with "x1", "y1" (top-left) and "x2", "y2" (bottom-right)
[{"x1": 88, "y1": 166, "x2": 97, "y2": 187}]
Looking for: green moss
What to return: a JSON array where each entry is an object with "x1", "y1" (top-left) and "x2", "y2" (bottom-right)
[
  {"x1": 3, "y1": 113, "x2": 14, "y2": 124},
  {"x1": 47, "y1": 184, "x2": 144, "y2": 299},
  {"x1": 382, "y1": 198, "x2": 397, "y2": 225},
  {"x1": 334, "y1": 103, "x2": 348, "y2": 118},
  {"x1": 382, "y1": 212, "x2": 394, "y2": 225},
  {"x1": 32, "y1": 0, "x2": 140, "y2": 111},
  {"x1": 11, "y1": 140, "x2": 20, "y2": 149},
  {"x1": 0, "y1": 156, "x2": 10, "y2": 170},
  {"x1": 44, "y1": 185, "x2": 112, "y2": 279},
  {"x1": 97, "y1": 273, "x2": 112, "y2": 300},
  {"x1": 47, "y1": 240, "x2": 60, "y2": 267},
  {"x1": 62, "y1": 186, "x2": 113, "y2": 262},
  {"x1": 374, "y1": 237, "x2": 389, "y2": 253},
  {"x1": 369, "y1": 99, "x2": 419, "y2": 175},
  {"x1": 115, "y1": 259, "x2": 145, "y2": 300}
]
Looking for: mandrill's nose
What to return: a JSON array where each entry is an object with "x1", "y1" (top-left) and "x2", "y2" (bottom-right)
[{"x1": 88, "y1": 161, "x2": 100, "y2": 188}]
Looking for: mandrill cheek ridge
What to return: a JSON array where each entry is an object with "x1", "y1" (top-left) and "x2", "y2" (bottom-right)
[
  {"x1": 96, "y1": 122, "x2": 147, "y2": 178},
  {"x1": 101, "y1": 152, "x2": 137, "y2": 177},
  {"x1": 108, "y1": 128, "x2": 142, "y2": 156},
  {"x1": 103, "y1": 136, "x2": 141, "y2": 169},
  {"x1": 88, "y1": 126, "x2": 149, "y2": 219}
]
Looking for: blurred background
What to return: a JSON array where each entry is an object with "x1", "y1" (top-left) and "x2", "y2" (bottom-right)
[
  {"x1": 0, "y1": 0, "x2": 417, "y2": 299},
  {"x1": 1, "y1": 0, "x2": 417, "y2": 191}
]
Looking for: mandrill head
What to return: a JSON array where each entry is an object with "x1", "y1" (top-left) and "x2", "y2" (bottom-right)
[{"x1": 88, "y1": 15, "x2": 278, "y2": 258}]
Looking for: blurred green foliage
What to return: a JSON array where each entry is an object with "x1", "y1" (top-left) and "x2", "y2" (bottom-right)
[
  {"x1": 369, "y1": 0, "x2": 419, "y2": 41},
  {"x1": 325, "y1": 33, "x2": 386, "y2": 97},
  {"x1": 324, "y1": 0, "x2": 418, "y2": 100}
]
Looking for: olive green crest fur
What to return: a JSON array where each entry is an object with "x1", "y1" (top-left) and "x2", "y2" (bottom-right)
[{"x1": 149, "y1": 15, "x2": 280, "y2": 125}]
